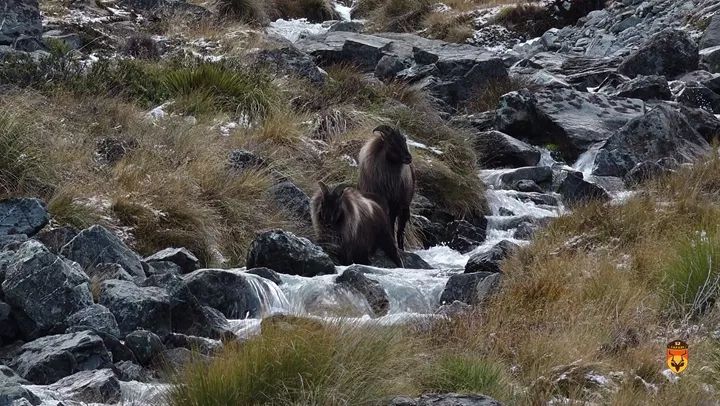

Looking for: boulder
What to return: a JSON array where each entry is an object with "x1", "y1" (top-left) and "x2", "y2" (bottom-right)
[
  {"x1": 336, "y1": 268, "x2": 390, "y2": 317},
  {"x1": 0, "y1": 382, "x2": 40, "y2": 406},
  {"x1": 0, "y1": 301, "x2": 19, "y2": 345},
  {"x1": 370, "y1": 251, "x2": 433, "y2": 269},
  {"x1": 153, "y1": 347, "x2": 205, "y2": 372},
  {"x1": 269, "y1": 181, "x2": 312, "y2": 224},
  {"x1": 701, "y1": 14, "x2": 720, "y2": 49},
  {"x1": 98, "y1": 280, "x2": 172, "y2": 337},
  {"x1": 183, "y1": 269, "x2": 261, "y2": 319},
  {"x1": 701, "y1": 46, "x2": 720, "y2": 74},
  {"x1": 125, "y1": 330, "x2": 165, "y2": 367},
  {"x1": 439, "y1": 272, "x2": 501, "y2": 306},
  {"x1": 624, "y1": 159, "x2": 677, "y2": 186},
  {"x1": 471, "y1": 131, "x2": 541, "y2": 169},
  {"x1": 144, "y1": 272, "x2": 232, "y2": 339},
  {"x1": 678, "y1": 104, "x2": 720, "y2": 142},
  {"x1": 146, "y1": 260, "x2": 182, "y2": 276},
  {"x1": 164, "y1": 333, "x2": 223, "y2": 356},
  {"x1": 0, "y1": 0, "x2": 42, "y2": 51},
  {"x1": 0, "y1": 366, "x2": 28, "y2": 385},
  {"x1": 599, "y1": 75, "x2": 672, "y2": 101},
  {"x1": 34, "y1": 226, "x2": 78, "y2": 254},
  {"x1": 411, "y1": 215, "x2": 444, "y2": 249},
  {"x1": 496, "y1": 88, "x2": 645, "y2": 161},
  {"x1": 558, "y1": 171, "x2": 610, "y2": 206},
  {"x1": 85, "y1": 262, "x2": 135, "y2": 283},
  {"x1": 47, "y1": 369, "x2": 121, "y2": 404},
  {"x1": 0, "y1": 198, "x2": 48, "y2": 237},
  {"x1": 390, "y1": 393, "x2": 502, "y2": 406},
  {"x1": 61, "y1": 225, "x2": 146, "y2": 280},
  {"x1": 98, "y1": 331, "x2": 136, "y2": 363},
  {"x1": 65, "y1": 304, "x2": 121, "y2": 338},
  {"x1": 618, "y1": 29, "x2": 699, "y2": 79},
  {"x1": 246, "y1": 230, "x2": 336, "y2": 277},
  {"x1": 246, "y1": 267, "x2": 283, "y2": 285},
  {"x1": 593, "y1": 104, "x2": 711, "y2": 177},
  {"x1": 513, "y1": 180, "x2": 544, "y2": 193},
  {"x1": 1, "y1": 241, "x2": 93, "y2": 336},
  {"x1": 228, "y1": 149, "x2": 267, "y2": 171},
  {"x1": 114, "y1": 361, "x2": 152, "y2": 382},
  {"x1": 144, "y1": 247, "x2": 199, "y2": 274},
  {"x1": 444, "y1": 220, "x2": 486, "y2": 254},
  {"x1": 676, "y1": 83, "x2": 720, "y2": 113},
  {"x1": 465, "y1": 240, "x2": 520, "y2": 274},
  {"x1": 498, "y1": 166, "x2": 553, "y2": 190},
  {"x1": 9, "y1": 331, "x2": 112, "y2": 384},
  {"x1": 251, "y1": 45, "x2": 326, "y2": 84}
]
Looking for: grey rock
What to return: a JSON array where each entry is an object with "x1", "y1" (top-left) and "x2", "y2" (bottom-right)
[
  {"x1": 600, "y1": 75, "x2": 672, "y2": 101},
  {"x1": 498, "y1": 166, "x2": 553, "y2": 190},
  {"x1": 114, "y1": 361, "x2": 152, "y2": 382},
  {"x1": 514, "y1": 222, "x2": 538, "y2": 239},
  {"x1": 163, "y1": 333, "x2": 223, "y2": 356},
  {"x1": 47, "y1": 368, "x2": 121, "y2": 404},
  {"x1": 1, "y1": 241, "x2": 93, "y2": 336},
  {"x1": 125, "y1": 330, "x2": 165, "y2": 367},
  {"x1": 513, "y1": 180, "x2": 544, "y2": 193},
  {"x1": 65, "y1": 304, "x2": 121, "y2": 338},
  {"x1": 98, "y1": 279, "x2": 172, "y2": 337},
  {"x1": 375, "y1": 55, "x2": 409, "y2": 80},
  {"x1": 558, "y1": 171, "x2": 611, "y2": 206},
  {"x1": 251, "y1": 45, "x2": 326, "y2": 84},
  {"x1": 144, "y1": 247, "x2": 199, "y2": 274},
  {"x1": 246, "y1": 267, "x2": 282, "y2": 285},
  {"x1": 618, "y1": 29, "x2": 699, "y2": 79},
  {"x1": 389, "y1": 392, "x2": 502, "y2": 406},
  {"x1": 146, "y1": 260, "x2": 181, "y2": 276},
  {"x1": 594, "y1": 104, "x2": 712, "y2": 177},
  {"x1": 676, "y1": 82, "x2": 720, "y2": 113},
  {"x1": 0, "y1": 366, "x2": 28, "y2": 385},
  {"x1": 701, "y1": 45, "x2": 720, "y2": 73},
  {"x1": 34, "y1": 226, "x2": 78, "y2": 254},
  {"x1": 9, "y1": 331, "x2": 112, "y2": 384},
  {"x1": 336, "y1": 268, "x2": 390, "y2": 317},
  {"x1": 701, "y1": 14, "x2": 720, "y2": 49},
  {"x1": 444, "y1": 220, "x2": 486, "y2": 254},
  {"x1": 0, "y1": 0, "x2": 42, "y2": 50},
  {"x1": 97, "y1": 331, "x2": 136, "y2": 363},
  {"x1": 269, "y1": 181, "x2": 311, "y2": 224},
  {"x1": 472, "y1": 131, "x2": 541, "y2": 169},
  {"x1": 465, "y1": 240, "x2": 520, "y2": 274},
  {"x1": 439, "y1": 272, "x2": 502, "y2": 306},
  {"x1": 228, "y1": 149, "x2": 266, "y2": 171},
  {"x1": 0, "y1": 198, "x2": 48, "y2": 237},
  {"x1": 624, "y1": 158, "x2": 677, "y2": 186},
  {"x1": 0, "y1": 382, "x2": 40, "y2": 405},
  {"x1": 0, "y1": 234, "x2": 27, "y2": 251},
  {"x1": 678, "y1": 104, "x2": 720, "y2": 142},
  {"x1": 329, "y1": 20, "x2": 365, "y2": 33},
  {"x1": 370, "y1": 251, "x2": 432, "y2": 269},
  {"x1": 61, "y1": 225, "x2": 146, "y2": 280},
  {"x1": 153, "y1": 347, "x2": 204, "y2": 372},
  {"x1": 0, "y1": 301, "x2": 18, "y2": 345},
  {"x1": 183, "y1": 269, "x2": 261, "y2": 319},
  {"x1": 246, "y1": 230, "x2": 336, "y2": 277},
  {"x1": 85, "y1": 262, "x2": 135, "y2": 283},
  {"x1": 496, "y1": 88, "x2": 645, "y2": 161}
]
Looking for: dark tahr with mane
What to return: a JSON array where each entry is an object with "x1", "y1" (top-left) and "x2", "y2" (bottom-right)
[
  {"x1": 357, "y1": 125, "x2": 415, "y2": 251},
  {"x1": 310, "y1": 182, "x2": 403, "y2": 267}
]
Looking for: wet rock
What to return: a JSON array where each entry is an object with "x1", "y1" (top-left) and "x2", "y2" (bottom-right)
[
  {"x1": 98, "y1": 280, "x2": 172, "y2": 337},
  {"x1": 114, "y1": 360, "x2": 152, "y2": 382},
  {"x1": 0, "y1": 198, "x2": 48, "y2": 237},
  {"x1": 144, "y1": 247, "x2": 199, "y2": 274},
  {"x1": 435, "y1": 300, "x2": 472, "y2": 318},
  {"x1": 498, "y1": 166, "x2": 553, "y2": 190},
  {"x1": 183, "y1": 269, "x2": 261, "y2": 319},
  {"x1": 624, "y1": 158, "x2": 678, "y2": 186},
  {"x1": 678, "y1": 104, "x2": 720, "y2": 142},
  {"x1": 61, "y1": 225, "x2": 146, "y2": 281},
  {"x1": 676, "y1": 83, "x2": 720, "y2": 113},
  {"x1": 9, "y1": 331, "x2": 112, "y2": 384},
  {"x1": 269, "y1": 181, "x2": 312, "y2": 224},
  {"x1": 439, "y1": 272, "x2": 502, "y2": 306},
  {"x1": 701, "y1": 46, "x2": 720, "y2": 73},
  {"x1": 513, "y1": 180, "x2": 544, "y2": 193},
  {"x1": 514, "y1": 222, "x2": 538, "y2": 239},
  {"x1": 389, "y1": 392, "x2": 502, "y2": 405},
  {"x1": 65, "y1": 304, "x2": 121, "y2": 338},
  {"x1": 496, "y1": 88, "x2": 645, "y2": 161},
  {"x1": 444, "y1": 220, "x2": 486, "y2": 254},
  {"x1": 558, "y1": 171, "x2": 610, "y2": 206},
  {"x1": 246, "y1": 230, "x2": 336, "y2": 277},
  {"x1": 164, "y1": 333, "x2": 223, "y2": 356},
  {"x1": 411, "y1": 215, "x2": 444, "y2": 249},
  {"x1": 144, "y1": 272, "x2": 232, "y2": 339},
  {"x1": 34, "y1": 226, "x2": 78, "y2": 254},
  {"x1": 2, "y1": 241, "x2": 93, "y2": 337},
  {"x1": 0, "y1": 366, "x2": 28, "y2": 385},
  {"x1": 146, "y1": 260, "x2": 182, "y2": 276},
  {"x1": 336, "y1": 268, "x2": 390, "y2": 317},
  {"x1": 600, "y1": 75, "x2": 672, "y2": 101},
  {"x1": 246, "y1": 267, "x2": 283, "y2": 285},
  {"x1": 593, "y1": 104, "x2": 711, "y2": 177},
  {"x1": 618, "y1": 29, "x2": 699, "y2": 79},
  {"x1": 0, "y1": 382, "x2": 40, "y2": 405},
  {"x1": 98, "y1": 332, "x2": 136, "y2": 363},
  {"x1": 0, "y1": 301, "x2": 18, "y2": 345},
  {"x1": 0, "y1": 0, "x2": 42, "y2": 51},
  {"x1": 47, "y1": 368, "x2": 121, "y2": 404},
  {"x1": 125, "y1": 330, "x2": 165, "y2": 367},
  {"x1": 371, "y1": 251, "x2": 432, "y2": 269},
  {"x1": 472, "y1": 130, "x2": 541, "y2": 169},
  {"x1": 329, "y1": 20, "x2": 365, "y2": 33},
  {"x1": 153, "y1": 347, "x2": 206, "y2": 372},
  {"x1": 465, "y1": 240, "x2": 519, "y2": 274},
  {"x1": 251, "y1": 45, "x2": 326, "y2": 84}
]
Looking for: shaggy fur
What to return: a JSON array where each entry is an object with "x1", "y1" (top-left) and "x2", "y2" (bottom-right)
[
  {"x1": 357, "y1": 125, "x2": 415, "y2": 250},
  {"x1": 311, "y1": 182, "x2": 402, "y2": 267}
]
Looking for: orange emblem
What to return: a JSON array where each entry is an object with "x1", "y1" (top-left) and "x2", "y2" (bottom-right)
[{"x1": 666, "y1": 340, "x2": 688, "y2": 374}]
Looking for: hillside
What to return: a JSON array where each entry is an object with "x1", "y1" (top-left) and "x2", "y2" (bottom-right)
[{"x1": 1, "y1": 0, "x2": 720, "y2": 405}]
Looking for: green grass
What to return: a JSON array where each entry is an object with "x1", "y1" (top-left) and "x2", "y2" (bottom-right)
[
  {"x1": 662, "y1": 230, "x2": 720, "y2": 320},
  {"x1": 421, "y1": 355, "x2": 509, "y2": 398},
  {"x1": 0, "y1": 113, "x2": 54, "y2": 198},
  {"x1": 169, "y1": 319, "x2": 416, "y2": 406}
]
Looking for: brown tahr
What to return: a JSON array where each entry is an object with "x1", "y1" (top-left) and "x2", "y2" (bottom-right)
[
  {"x1": 357, "y1": 125, "x2": 415, "y2": 250},
  {"x1": 310, "y1": 182, "x2": 403, "y2": 267}
]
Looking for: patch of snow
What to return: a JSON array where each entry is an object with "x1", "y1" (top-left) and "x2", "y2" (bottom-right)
[
  {"x1": 341, "y1": 154, "x2": 358, "y2": 167},
  {"x1": 268, "y1": 18, "x2": 331, "y2": 43},
  {"x1": 585, "y1": 372, "x2": 609, "y2": 386},
  {"x1": 145, "y1": 103, "x2": 172, "y2": 120},
  {"x1": 407, "y1": 139, "x2": 443, "y2": 155}
]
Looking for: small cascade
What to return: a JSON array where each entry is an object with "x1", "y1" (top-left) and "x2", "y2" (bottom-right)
[
  {"x1": 243, "y1": 272, "x2": 292, "y2": 317},
  {"x1": 279, "y1": 273, "x2": 375, "y2": 317},
  {"x1": 334, "y1": 1, "x2": 353, "y2": 21},
  {"x1": 573, "y1": 142, "x2": 603, "y2": 176}
]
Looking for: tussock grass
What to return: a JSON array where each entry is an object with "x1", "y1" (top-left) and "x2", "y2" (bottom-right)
[
  {"x1": 216, "y1": 0, "x2": 338, "y2": 24},
  {"x1": 423, "y1": 12, "x2": 476, "y2": 43},
  {"x1": 464, "y1": 77, "x2": 533, "y2": 113},
  {"x1": 354, "y1": 0, "x2": 436, "y2": 32},
  {"x1": 215, "y1": 0, "x2": 267, "y2": 23},
  {"x1": 169, "y1": 320, "x2": 417, "y2": 405},
  {"x1": 420, "y1": 354, "x2": 509, "y2": 398},
  {"x1": 0, "y1": 113, "x2": 54, "y2": 198}
]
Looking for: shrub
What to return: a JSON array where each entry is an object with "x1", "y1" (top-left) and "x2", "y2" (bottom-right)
[
  {"x1": 169, "y1": 321, "x2": 416, "y2": 405},
  {"x1": 662, "y1": 230, "x2": 720, "y2": 319},
  {"x1": 494, "y1": 3, "x2": 555, "y2": 38},
  {"x1": 162, "y1": 63, "x2": 278, "y2": 118}
]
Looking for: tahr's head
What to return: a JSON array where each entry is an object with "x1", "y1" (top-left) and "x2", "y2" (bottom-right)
[
  {"x1": 374, "y1": 125, "x2": 412, "y2": 165},
  {"x1": 315, "y1": 181, "x2": 349, "y2": 225}
]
